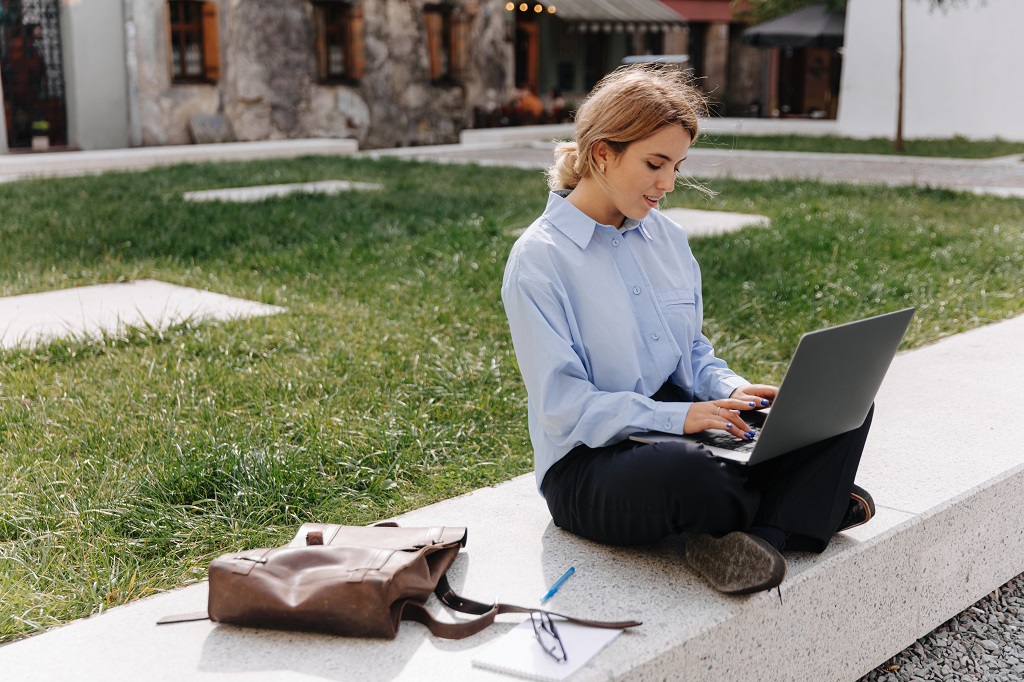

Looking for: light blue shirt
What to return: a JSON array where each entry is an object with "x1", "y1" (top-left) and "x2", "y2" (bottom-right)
[{"x1": 502, "y1": 190, "x2": 748, "y2": 494}]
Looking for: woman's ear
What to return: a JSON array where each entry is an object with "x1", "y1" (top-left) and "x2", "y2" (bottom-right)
[{"x1": 593, "y1": 141, "x2": 611, "y2": 174}]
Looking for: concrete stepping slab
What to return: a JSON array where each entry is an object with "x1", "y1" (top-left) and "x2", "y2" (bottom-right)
[
  {"x1": 183, "y1": 180, "x2": 382, "y2": 203},
  {"x1": 660, "y1": 207, "x2": 769, "y2": 237},
  {"x1": 0, "y1": 280, "x2": 284, "y2": 350},
  {"x1": 2, "y1": 313, "x2": 1022, "y2": 681}
]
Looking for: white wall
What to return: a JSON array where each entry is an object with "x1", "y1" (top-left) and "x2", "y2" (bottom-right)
[
  {"x1": 837, "y1": 0, "x2": 1024, "y2": 141},
  {"x1": 61, "y1": 0, "x2": 130, "y2": 150}
]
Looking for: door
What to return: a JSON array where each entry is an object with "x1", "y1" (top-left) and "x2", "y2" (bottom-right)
[
  {"x1": 515, "y1": 19, "x2": 539, "y2": 93},
  {"x1": 801, "y1": 48, "x2": 833, "y2": 118},
  {"x1": 1, "y1": 0, "x2": 67, "y2": 149},
  {"x1": 777, "y1": 47, "x2": 805, "y2": 116}
]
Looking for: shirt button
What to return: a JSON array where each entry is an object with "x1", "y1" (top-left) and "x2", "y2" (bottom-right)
[
  {"x1": 665, "y1": 421, "x2": 673, "y2": 429},
  {"x1": 632, "y1": 286, "x2": 641, "y2": 295},
  {"x1": 611, "y1": 239, "x2": 620, "y2": 247},
  {"x1": 651, "y1": 332, "x2": 660, "y2": 340}
]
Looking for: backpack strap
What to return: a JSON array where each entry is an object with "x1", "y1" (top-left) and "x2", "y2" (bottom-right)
[{"x1": 398, "y1": 575, "x2": 641, "y2": 639}]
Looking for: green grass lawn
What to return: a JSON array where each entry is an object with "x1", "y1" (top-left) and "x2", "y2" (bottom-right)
[
  {"x1": 1, "y1": 156, "x2": 1022, "y2": 642},
  {"x1": 697, "y1": 133, "x2": 1024, "y2": 158}
]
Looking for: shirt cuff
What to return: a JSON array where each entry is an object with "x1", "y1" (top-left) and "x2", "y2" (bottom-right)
[
  {"x1": 651, "y1": 401, "x2": 692, "y2": 434},
  {"x1": 713, "y1": 374, "x2": 749, "y2": 400}
]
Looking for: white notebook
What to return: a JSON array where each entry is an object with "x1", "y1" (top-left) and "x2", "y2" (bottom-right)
[{"x1": 471, "y1": 618, "x2": 623, "y2": 681}]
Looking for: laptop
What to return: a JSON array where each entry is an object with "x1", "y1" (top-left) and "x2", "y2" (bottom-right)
[{"x1": 629, "y1": 307, "x2": 916, "y2": 465}]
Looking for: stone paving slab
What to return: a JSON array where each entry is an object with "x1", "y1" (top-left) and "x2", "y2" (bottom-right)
[
  {"x1": 660, "y1": 207, "x2": 769, "y2": 237},
  {"x1": 182, "y1": 180, "x2": 382, "y2": 203},
  {"x1": 1, "y1": 313, "x2": 1022, "y2": 681},
  {"x1": 0, "y1": 280, "x2": 285, "y2": 349}
]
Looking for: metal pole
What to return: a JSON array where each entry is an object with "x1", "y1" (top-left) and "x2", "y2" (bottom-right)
[
  {"x1": 123, "y1": 0, "x2": 142, "y2": 147},
  {"x1": 0, "y1": 67, "x2": 8, "y2": 153},
  {"x1": 895, "y1": 0, "x2": 905, "y2": 151}
]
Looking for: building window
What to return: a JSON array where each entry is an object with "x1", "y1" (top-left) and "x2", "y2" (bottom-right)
[
  {"x1": 167, "y1": 1, "x2": 219, "y2": 83},
  {"x1": 313, "y1": 1, "x2": 365, "y2": 83},
  {"x1": 424, "y1": 4, "x2": 467, "y2": 84}
]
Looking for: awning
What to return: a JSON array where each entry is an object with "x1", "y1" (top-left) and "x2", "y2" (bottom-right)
[
  {"x1": 549, "y1": 0, "x2": 687, "y2": 33},
  {"x1": 741, "y1": 4, "x2": 845, "y2": 48},
  {"x1": 660, "y1": 1, "x2": 732, "y2": 23}
]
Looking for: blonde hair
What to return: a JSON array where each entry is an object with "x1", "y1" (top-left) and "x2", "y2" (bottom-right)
[{"x1": 546, "y1": 64, "x2": 708, "y2": 191}]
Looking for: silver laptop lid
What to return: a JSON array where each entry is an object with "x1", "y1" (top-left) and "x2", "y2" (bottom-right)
[{"x1": 748, "y1": 307, "x2": 916, "y2": 463}]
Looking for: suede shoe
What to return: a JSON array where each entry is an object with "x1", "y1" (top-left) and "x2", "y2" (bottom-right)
[
  {"x1": 837, "y1": 484, "x2": 875, "y2": 532},
  {"x1": 685, "y1": 531, "x2": 787, "y2": 595}
]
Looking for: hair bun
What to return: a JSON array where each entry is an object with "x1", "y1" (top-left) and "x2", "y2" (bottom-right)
[{"x1": 547, "y1": 141, "x2": 580, "y2": 190}]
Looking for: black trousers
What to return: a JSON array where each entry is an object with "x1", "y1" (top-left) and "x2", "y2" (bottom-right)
[{"x1": 542, "y1": 405, "x2": 873, "y2": 553}]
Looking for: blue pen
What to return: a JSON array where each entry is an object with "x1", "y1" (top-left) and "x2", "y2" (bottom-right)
[{"x1": 540, "y1": 567, "x2": 576, "y2": 604}]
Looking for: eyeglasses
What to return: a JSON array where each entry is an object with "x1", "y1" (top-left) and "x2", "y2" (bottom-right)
[{"x1": 530, "y1": 611, "x2": 567, "y2": 663}]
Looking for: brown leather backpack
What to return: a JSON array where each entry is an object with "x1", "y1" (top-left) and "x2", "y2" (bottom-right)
[{"x1": 159, "y1": 523, "x2": 641, "y2": 639}]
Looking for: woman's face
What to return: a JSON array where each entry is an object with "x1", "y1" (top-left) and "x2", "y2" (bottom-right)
[{"x1": 600, "y1": 125, "x2": 692, "y2": 226}]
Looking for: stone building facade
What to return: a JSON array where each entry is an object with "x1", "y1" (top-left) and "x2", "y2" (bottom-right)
[
  {"x1": 131, "y1": 0, "x2": 511, "y2": 149},
  {"x1": 660, "y1": 0, "x2": 763, "y2": 117}
]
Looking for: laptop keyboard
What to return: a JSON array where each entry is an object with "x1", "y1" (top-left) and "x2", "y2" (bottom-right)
[
  {"x1": 693, "y1": 410, "x2": 767, "y2": 453},
  {"x1": 694, "y1": 431, "x2": 757, "y2": 452}
]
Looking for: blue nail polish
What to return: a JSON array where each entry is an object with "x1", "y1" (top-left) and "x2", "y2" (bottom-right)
[
  {"x1": 748, "y1": 402, "x2": 756, "y2": 407},
  {"x1": 761, "y1": 399, "x2": 770, "y2": 406},
  {"x1": 725, "y1": 423, "x2": 733, "y2": 428},
  {"x1": 747, "y1": 430, "x2": 756, "y2": 438}
]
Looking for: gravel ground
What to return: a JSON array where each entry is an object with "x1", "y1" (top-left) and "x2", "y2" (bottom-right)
[{"x1": 860, "y1": 573, "x2": 1024, "y2": 682}]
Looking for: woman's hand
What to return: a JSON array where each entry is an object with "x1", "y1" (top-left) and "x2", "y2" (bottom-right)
[
  {"x1": 682, "y1": 385, "x2": 779, "y2": 440},
  {"x1": 730, "y1": 384, "x2": 778, "y2": 406}
]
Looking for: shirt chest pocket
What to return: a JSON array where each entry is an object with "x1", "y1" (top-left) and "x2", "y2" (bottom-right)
[{"x1": 656, "y1": 288, "x2": 696, "y2": 313}]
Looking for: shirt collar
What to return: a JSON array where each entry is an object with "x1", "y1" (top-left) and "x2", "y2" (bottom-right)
[{"x1": 543, "y1": 190, "x2": 650, "y2": 249}]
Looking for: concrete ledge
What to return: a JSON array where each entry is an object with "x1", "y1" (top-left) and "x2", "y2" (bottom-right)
[
  {"x1": 459, "y1": 124, "x2": 573, "y2": 146},
  {"x1": 1, "y1": 314, "x2": 1022, "y2": 681},
  {"x1": 700, "y1": 117, "x2": 839, "y2": 138},
  {"x1": 0, "y1": 139, "x2": 358, "y2": 182}
]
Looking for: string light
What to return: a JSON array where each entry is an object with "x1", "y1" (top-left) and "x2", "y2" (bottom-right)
[{"x1": 505, "y1": 2, "x2": 556, "y2": 12}]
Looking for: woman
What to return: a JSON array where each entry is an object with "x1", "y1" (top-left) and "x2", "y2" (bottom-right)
[{"x1": 501, "y1": 65, "x2": 874, "y2": 595}]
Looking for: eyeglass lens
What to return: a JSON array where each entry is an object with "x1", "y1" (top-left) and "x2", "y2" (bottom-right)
[{"x1": 531, "y1": 612, "x2": 567, "y2": 662}]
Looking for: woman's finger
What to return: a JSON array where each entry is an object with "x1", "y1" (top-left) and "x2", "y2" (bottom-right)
[
  {"x1": 716, "y1": 398, "x2": 766, "y2": 412},
  {"x1": 710, "y1": 401, "x2": 756, "y2": 439}
]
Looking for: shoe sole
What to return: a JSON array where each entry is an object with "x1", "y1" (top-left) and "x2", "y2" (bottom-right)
[
  {"x1": 841, "y1": 491, "x2": 874, "y2": 531},
  {"x1": 685, "y1": 532, "x2": 787, "y2": 595}
]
